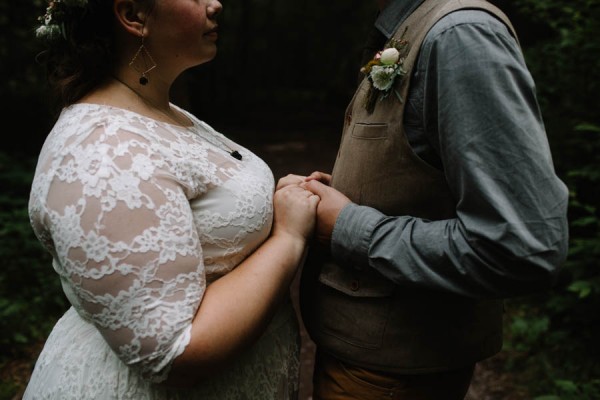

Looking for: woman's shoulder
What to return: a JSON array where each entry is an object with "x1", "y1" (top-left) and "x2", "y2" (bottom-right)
[
  {"x1": 55, "y1": 103, "x2": 178, "y2": 141},
  {"x1": 61, "y1": 102, "x2": 155, "y2": 127},
  {"x1": 55, "y1": 103, "x2": 139, "y2": 133},
  {"x1": 41, "y1": 104, "x2": 162, "y2": 163}
]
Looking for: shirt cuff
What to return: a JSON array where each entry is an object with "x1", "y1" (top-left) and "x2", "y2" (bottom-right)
[{"x1": 331, "y1": 203, "x2": 386, "y2": 270}]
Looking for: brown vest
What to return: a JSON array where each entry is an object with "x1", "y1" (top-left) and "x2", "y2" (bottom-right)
[{"x1": 300, "y1": 0, "x2": 518, "y2": 373}]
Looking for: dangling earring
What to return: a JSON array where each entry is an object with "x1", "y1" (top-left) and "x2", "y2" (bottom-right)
[{"x1": 129, "y1": 33, "x2": 156, "y2": 85}]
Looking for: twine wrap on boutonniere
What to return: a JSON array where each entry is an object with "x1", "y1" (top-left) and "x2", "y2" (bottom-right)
[{"x1": 361, "y1": 29, "x2": 410, "y2": 114}]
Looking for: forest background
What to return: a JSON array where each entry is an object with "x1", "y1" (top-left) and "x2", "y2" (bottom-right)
[{"x1": 0, "y1": 0, "x2": 599, "y2": 399}]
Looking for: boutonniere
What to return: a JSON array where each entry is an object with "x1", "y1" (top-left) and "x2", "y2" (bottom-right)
[{"x1": 361, "y1": 35, "x2": 410, "y2": 113}]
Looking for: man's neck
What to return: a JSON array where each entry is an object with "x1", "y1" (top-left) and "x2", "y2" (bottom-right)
[{"x1": 375, "y1": 0, "x2": 391, "y2": 11}]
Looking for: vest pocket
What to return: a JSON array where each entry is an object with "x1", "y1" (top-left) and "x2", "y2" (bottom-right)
[
  {"x1": 318, "y1": 262, "x2": 395, "y2": 297},
  {"x1": 351, "y1": 123, "x2": 389, "y2": 140}
]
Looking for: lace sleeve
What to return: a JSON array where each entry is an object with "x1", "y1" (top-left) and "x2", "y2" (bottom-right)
[{"x1": 40, "y1": 125, "x2": 206, "y2": 382}]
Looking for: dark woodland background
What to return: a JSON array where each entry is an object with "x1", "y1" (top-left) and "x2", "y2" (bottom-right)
[{"x1": 1, "y1": 0, "x2": 599, "y2": 399}]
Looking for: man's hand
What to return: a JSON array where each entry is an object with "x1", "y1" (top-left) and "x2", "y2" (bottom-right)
[
  {"x1": 302, "y1": 179, "x2": 351, "y2": 245},
  {"x1": 305, "y1": 171, "x2": 332, "y2": 186}
]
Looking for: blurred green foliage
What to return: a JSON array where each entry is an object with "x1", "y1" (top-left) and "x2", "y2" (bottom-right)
[
  {"x1": 501, "y1": 0, "x2": 600, "y2": 398},
  {"x1": 0, "y1": 152, "x2": 67, "y2": 348},
  {"x1": 0, "y1": 0, "x2": 599, "y2": 399}
]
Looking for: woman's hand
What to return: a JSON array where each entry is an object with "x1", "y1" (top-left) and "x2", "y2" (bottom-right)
[
  {"x1": 276, "y1": 174, "x2": 307, "y2": 190},
  {"x1": 272, "y1": 184, "x2": 319, "y2": 241}
]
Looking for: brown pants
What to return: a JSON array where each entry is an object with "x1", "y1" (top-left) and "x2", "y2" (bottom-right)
[{"x1": 312, "y1": 351, "x2": 475, "y2": 400}]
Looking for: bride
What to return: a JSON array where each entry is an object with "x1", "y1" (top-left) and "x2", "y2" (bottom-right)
[{"x1": 24, "y1": 0, "x2": 318, "y2": 398}]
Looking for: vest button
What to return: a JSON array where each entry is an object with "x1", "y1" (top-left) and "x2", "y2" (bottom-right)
[
  {"x1": 350, "y1": 280, "x2": 360, "y2": 291},
  {"x1": 346, "y1": 114, "x2": 352, "y2": 124}
]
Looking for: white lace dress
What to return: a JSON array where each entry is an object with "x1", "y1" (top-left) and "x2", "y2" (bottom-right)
[{"x1": 23, "y1": 104, "x2": 300, "y2": 399}]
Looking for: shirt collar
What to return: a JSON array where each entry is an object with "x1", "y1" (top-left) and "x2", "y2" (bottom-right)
[{"x1": 375, "y1": 0, "x2": 426, "y2": 38}]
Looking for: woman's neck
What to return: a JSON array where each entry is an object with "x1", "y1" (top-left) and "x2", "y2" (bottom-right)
[
  {"x1": 112, "y1": 73, "x2": 170, "y2": 109},
  {"x1": 81, "y1": 76, "x2": 191, "y2": 127}
]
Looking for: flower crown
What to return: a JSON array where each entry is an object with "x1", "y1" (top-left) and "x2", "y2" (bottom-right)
[{"x1": 36, "y1": 0, "x2": 88, "y2": 40}]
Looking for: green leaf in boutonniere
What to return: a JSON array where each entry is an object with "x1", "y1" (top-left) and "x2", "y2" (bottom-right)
[{"x1": 361, "y1": 31, "x2": 410, "y2": 114}]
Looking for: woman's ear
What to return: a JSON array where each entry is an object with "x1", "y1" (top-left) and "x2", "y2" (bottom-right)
[{"x1": 114, "y1": 0, "x2": 149, "y2": 37}]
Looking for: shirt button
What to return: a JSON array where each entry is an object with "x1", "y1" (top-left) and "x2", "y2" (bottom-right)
[{"x1": 350, "y1": 280, "x2": 360, "y2": 291}]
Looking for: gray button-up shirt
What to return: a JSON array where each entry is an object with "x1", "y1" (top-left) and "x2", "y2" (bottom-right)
[{"x1": 331, "y1": 0, "x2": 569, "y2": 298}]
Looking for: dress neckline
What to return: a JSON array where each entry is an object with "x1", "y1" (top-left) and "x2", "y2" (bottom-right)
[{"x1": 71, "y1": 102, "x2": 196, "y2": 129}]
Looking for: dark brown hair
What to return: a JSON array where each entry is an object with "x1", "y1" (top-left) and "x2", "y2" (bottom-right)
[{"x1": 36, "y1": 0, "x2": 155, "y2": 109}]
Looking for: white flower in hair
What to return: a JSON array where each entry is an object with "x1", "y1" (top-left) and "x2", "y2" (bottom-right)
[{"x1": 36, "y1": 0, "x2": 89, "y2": 40}]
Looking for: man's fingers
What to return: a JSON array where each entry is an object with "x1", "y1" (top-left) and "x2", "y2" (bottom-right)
[
  {"x1": 305, "y1": 171, "x2": 322, "y2": 181},
  {"x1": 303, "y1": 179, "x2": 329, "y2": 197},
  {"x1": 305, "y1": 171, "x2": 332, "y2": 185}
]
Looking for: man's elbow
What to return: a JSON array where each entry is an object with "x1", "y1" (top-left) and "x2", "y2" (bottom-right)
[{"x1": 502, "y1": 237, "x2": 569, "y2": 295}]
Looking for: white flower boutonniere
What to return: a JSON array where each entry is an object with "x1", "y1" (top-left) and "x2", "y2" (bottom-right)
[{"x1": 361, "y1": 35, "x2": 410, "y2": 113}]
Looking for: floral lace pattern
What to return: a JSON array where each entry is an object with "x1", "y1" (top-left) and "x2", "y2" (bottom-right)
[{"x1": 24, "y1": 104, "x2": 300, "y2": 398}]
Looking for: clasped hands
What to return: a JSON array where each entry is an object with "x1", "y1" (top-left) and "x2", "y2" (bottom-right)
[{"x1": 276, "y1": 172, "x2": 351, "y2": 245}]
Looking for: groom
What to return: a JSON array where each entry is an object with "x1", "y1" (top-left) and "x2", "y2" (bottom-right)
[{"x1": 300, "y1": 0, "x2": 569, "y2": 398}]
